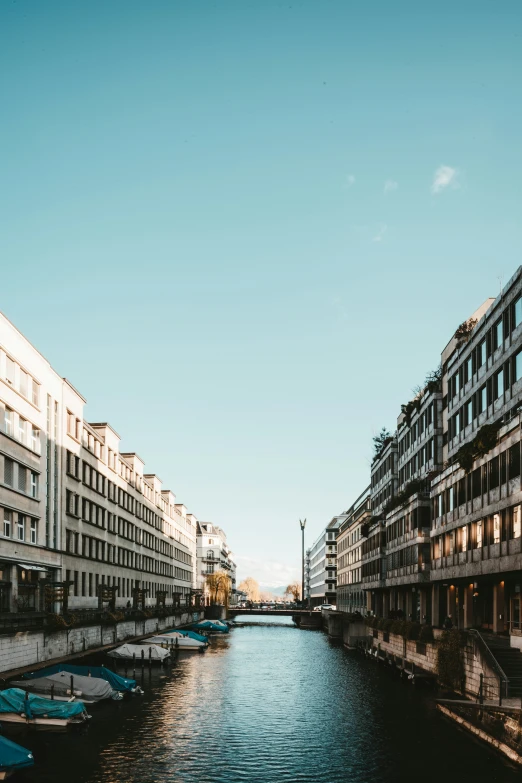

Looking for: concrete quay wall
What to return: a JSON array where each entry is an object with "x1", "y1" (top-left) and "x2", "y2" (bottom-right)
[{"x1": 0, "y1": 610, "x2": 204, "y2": 675}]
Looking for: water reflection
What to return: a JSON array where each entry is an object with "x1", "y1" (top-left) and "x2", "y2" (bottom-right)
[{"x1": 9, "y1": 616, "x2": 520, "y2": 783}]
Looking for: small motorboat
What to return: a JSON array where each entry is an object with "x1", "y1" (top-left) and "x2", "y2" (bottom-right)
[
  {"x1": 12, "y1": 671, "x2": 122, "y2": 703},
  {"x1": 0, "y1": 688, "x2": 89, "y2": 728},
  {"x1": 191, "y1": 620, "x2": 229, "y2": 634},
  {"x1": 107, "y1": 643, "x2": 170, "y2": 663},
  {"x1": 145, "y1": 630, "x2": 208, "y2": 651},
  {"x1": 23, "y1": 664, "x2": 141, "y2": 695},
  {"x1": 0, "y1": 735, "x2": 34, "y2": 779}
]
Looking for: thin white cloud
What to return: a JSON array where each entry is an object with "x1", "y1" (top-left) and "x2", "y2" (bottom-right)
[
  {"x1": 383, "y1": 179, "x2": 398, "y2": 194},
  {"x1": 372, "y1": 224, "x2": 388, "y2": 243},
  {"x1": 431, "y1": 165, "x2": 459, "y2": 194},
  {"x1": 346, "y1": 174, "x2": 356, "y2": 188}
]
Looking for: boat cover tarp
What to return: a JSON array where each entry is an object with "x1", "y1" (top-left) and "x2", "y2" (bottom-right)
[
  {"x1": 0, "y1": 734, "x2": 34, "y2": 772},
  {"x1": 0, "y1": 688, "x2": 87, "y2": 720},
  {"x1": 23, "y1": 664, "x2": 137, "y2": 693},
  {"x1": 191, "y1": 620, "x2": 229, "y2": 633},
  {"x1": 159, "y1": 629, "x2": 208, "y2": 643},
  {"x1": 12, "y1": 672, "x2": 116, "y2": 702},
  {"x1": 145, "y1": 634, "x2": 206, "y2": 647},
  {"x1": 107, "y1": 643, "x2": 169, "y2": 661}
]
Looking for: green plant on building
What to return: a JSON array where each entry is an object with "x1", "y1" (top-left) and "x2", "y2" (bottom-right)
[{"x1": 437, "y1": 629, "x2": 465, "y2": 690}]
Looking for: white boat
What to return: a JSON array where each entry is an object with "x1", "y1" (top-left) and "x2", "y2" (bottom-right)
[
  {"x1": 11, "y1": 671, "x2": 123, "y2": 703},
  {"x1": 107, "y1": 643, "x2": 170, "y2": 663},
  {"x1": 145, "y1": 631, "x2": 207, "y2": 651}
]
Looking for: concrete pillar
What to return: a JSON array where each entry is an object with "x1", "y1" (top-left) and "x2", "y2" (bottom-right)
[
  {"x1": 431, "y1": 584, "x2": 440, "y2": 628},
  {"x1": 463, "y1": 584, "x2": 473, "y2": 629},
  {"x1": 9, "y1": 564, "x2": 18, "y2": 612},
  {"x1": 383, "y1": 591, "x2": 390, "y2": 619},
  {"x1": 419, "y1": 589, "x2": 427, "y2": 624},
  {"x1": 447, "y1": 584, "x2": 457, "y2": 625},
  {"x1": 493, "y1": 581, "x2": 505, "y2": 634}
]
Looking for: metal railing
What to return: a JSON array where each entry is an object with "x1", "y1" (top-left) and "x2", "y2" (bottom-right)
[{"x1": 469, "y1": 629, "x2": 509, "y2": 705}]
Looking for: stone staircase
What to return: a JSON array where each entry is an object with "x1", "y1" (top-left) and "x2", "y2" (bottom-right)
[{"x1": 481, "y1": 633, "x2": 522, "y2": 698}]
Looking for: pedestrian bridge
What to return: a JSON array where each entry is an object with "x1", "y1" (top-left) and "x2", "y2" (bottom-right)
[{"x1": 229, "y1": 608, "x2": 313, "y2": 617}]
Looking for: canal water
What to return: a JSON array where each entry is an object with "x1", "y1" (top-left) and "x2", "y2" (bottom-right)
[{"x1": 8, "y1": 616, "x2": 521, "y2": 783}]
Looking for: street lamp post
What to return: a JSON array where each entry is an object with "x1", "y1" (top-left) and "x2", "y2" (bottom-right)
[{"x1": 299, "y1": 519, "x2": 306, "y2": 608}]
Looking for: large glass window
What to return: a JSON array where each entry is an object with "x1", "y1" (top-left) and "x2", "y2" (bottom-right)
[
  {"x1": 3, "y1": 510, "x2": 12, "y2": 538},
  {"x1": 30, "y1": 519, "x2": 37, "y2": 544},
  {"x1": 466, "y1": 356, "x2": 473, "y2": 382},
  {"x1": 476, "y1": 520, "x2": 483, "y2": 548},
  {"x1": 515, "y1": 351, "x2": 522, "y2": 383},
  {"x1": 17, "y1": 514, "x2": 25, "y2": 541},
  {"x1": 4, "y1": 407, "x2": 13, "y2": 437},
  {"x1": 18, "y1": 417, "x2": 26, "y2": 443},
  {"x1": 495, "y1": 319, "x2": 503, "y2": 349},
  {"x1": 496, "y1": 369, "x2": 504, "y2": 398},
  {"x1": 515, "y1": 297, "x2": 522, "y2": 329},
  {"x1": 479, "y1": 385, "x2": 487, "y2": 413},
  {"x1": 477, "y1": 341, "x2": 486, "y2": 367},
  {"x1": 514, "y1": 506, "x2": 521, "y2": 539},
  {"x1": 493, "y1": 513, "x2": 501, "y2": 544}
]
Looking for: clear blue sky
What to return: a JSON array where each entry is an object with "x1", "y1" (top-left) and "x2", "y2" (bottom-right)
[{"x1": 1, "y1": 1, "x2": 521, "y2": 588}]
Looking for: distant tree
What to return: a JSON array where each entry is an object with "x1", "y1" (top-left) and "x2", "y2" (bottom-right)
[
  {"x1": 259, "y1": 591, "x2": 275, "y2": 602},
  {"x1": 285, "y1": 581, "x2": 301, "y2": 601},
  {"x1": 372, "y1": 427, "x2": 391, "y2": 458},
  {"x1": 205, "y1": 571, "x2": 232, "y2": 607},
  {"x1": 238, "y1": 577, "x2": 260, "y2": 602}
]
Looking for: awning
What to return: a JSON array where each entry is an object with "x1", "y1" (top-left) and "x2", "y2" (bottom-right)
[{"x1": 17, "y1": 563, "x2": 49, "y2": 572}]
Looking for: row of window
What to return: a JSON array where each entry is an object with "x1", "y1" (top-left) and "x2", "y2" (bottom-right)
[
  {"x1": 386, "y1": 543, "x2": 430, "y2": 572},
  {"x1": 449, "y1": 296, "x2": 522, "y2": 399},
  {"x1": 362, "y1": 558, "x2": 385, "y2": 579},
  {"x1": 371, "y1": 480, "x2": 395, "y2": 512},
  {"x1": 1, "y1": 508, "x2": 37, "y2": 543},
  {"x1": 432, "y1": 506, "x2": 521, "y2": 557},
  {"x1": 386, "y1": 507, "x2": 431, "y2": 544},
  {"x1": 448, "y1": 354, "x2": 522, "y2": 440},
  {"x1": 2, "y1": 456, "x2": 38, "y2": 497},
  {"x1": 3, "y1": 406, "x2": 40, "y2": 452},
  {"x1": 64, "y1": 529, "x2": 193, "y2": 581},
  {"x1": 398, "y1": 402, "x2": 436, "y2": 456},
  {"x1": 433, "y1": 444, "x2": 521, "y2": 519},
  {"x1": 64, "y1": 570, "x2": 189, "y2": 599},
  {"x1": 371, "y1": 452, "x2": 396, "y2": 487},
  {"x1": 2, "y1": 352, "x2": 40, "y2": 407},
  {"x1": 398, "y1": 439, "x2": 436, "y2": 486}
]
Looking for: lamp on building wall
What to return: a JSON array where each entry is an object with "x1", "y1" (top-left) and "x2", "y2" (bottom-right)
[{"x1": 299, "y1": 519, "x2": 306, "y2": 607}]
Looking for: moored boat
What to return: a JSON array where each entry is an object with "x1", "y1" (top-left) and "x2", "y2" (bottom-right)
[
  {"x1": 12, "y1": 671, "x2": 122, "y2": 703},
  {"x1": 0, "y1": 735, "x2": 34, "y2": 779},
  {"x1": 23, "y1": 664, "x2": 141, "y2": 694},
  {"x1": 0, "y1": 688, "x2": 89, "y2": 728},
  {"x1": 107, "y1": 643, "x2": 170, "y2": 663},
  {"x1": 190, "y1": 620, "x2": 229, "y2": 634},
  {"x1": 145, "y1": 630, "x2": 207, "y2": 650}
]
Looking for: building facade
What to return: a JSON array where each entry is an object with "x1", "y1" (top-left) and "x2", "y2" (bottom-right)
[
  {"x1": 337, "y1": 488, "x2": 371, "y2": 614},
  {"x1": 308, "y1": 516, "x2": 343, "y2": 607},
  {"x1": 0, "y1": 312, "x2": 199, "y2": 614},
  {"x1": 196, "y1": 522, "x2": 237, "y2": 605}
]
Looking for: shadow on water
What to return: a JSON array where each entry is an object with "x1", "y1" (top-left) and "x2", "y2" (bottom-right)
[{"x1": 7, "y1": 615, "x2": 521, "y2": 783}]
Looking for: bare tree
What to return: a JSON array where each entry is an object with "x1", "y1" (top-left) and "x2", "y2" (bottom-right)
[
  {"x1": 238, "y1": 577, "x2": 260, "y2": 602},
  {"x1": 285, "y1": 581, "x2": 301, "y2": 601},
  {"x1": 205, "y1": 570, "x2": 232, "y2": 607}
]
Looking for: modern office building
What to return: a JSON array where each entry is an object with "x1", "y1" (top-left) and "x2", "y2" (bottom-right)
[
  {"x1": 336, "y1": 488, "x2": 371, "y2": 614},
  {"x1": 308, "y1": 516, "x2": 344, "y2": 607}
]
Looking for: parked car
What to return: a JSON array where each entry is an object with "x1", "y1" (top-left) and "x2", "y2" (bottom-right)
[{"x1": 313, "y1": 604, "x2": 336, "y2": 612}]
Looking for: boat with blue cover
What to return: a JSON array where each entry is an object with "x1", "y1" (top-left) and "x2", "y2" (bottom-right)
[
  {"x1": 145, "y1": 629, "x2": 208, "y2": 650},
  {"x1": 190, "y1": 620, "x2": 229, "y2": 634},
  {"x1": 12, "y1": 671, "x2": 122, "y2": 703},
  {"x1": 0, "y1": 735, "x2": 34, "y2": 780},
  {"x1": 22, "y1": 664, "x2": 141, "y2": 694},
  {"x1": 0, "y1": 688, "x2": 89, "y2": 728}
]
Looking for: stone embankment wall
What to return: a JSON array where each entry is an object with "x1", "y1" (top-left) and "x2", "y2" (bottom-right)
[
  {"x1": 369, "y1": 628, "x2": 500, "y2": 699},
  {"x1": 0, "y1": 611, "x2": 203, "y2": 674}
]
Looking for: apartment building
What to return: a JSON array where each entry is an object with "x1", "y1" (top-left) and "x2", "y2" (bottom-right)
[
  {"x1": 308, "y1": 516, "x2": 343, "y2": 607},
  {"x1": 0, "y1": 316, "x2": 65, "y2": 613},
  {"x1": 336, "y1": 488, "x2": 371, "y2": 615},
  {"x1": 429, "y1": 272, "x2": 522, "y2": 631},
  {"x1": 196, "y1": 522, "x2": 237, "y2": 604},
  {"x1": 383, "y1": 383, "x2": 444, "y2": 621},
  {"x1": 0, "y1": 312, "x2": 198, "y2": 614}
]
